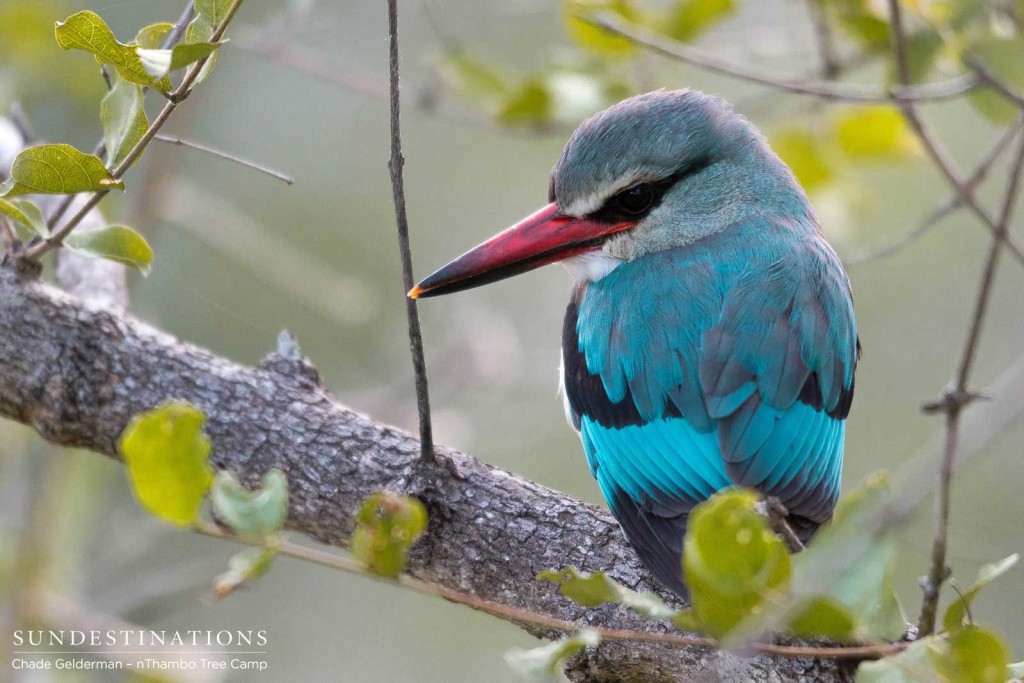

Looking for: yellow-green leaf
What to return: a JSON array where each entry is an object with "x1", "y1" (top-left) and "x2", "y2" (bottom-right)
[
  {"x1": 564, "y1": 0, "x2": 640, "y2": 56},
  {"x1": 134, "y1": 22, "x2": 173, "y2": 49},
  {"x1": 499, "y1": 79, "x2": 554, "y2": 126},
  {"x1": 118, "y1": 401, "x2": 214, "y2": 527},
  {"x1": 351, "y1": 491, "x2": 427, "y2": 578},
  {"x1": 101, "y1": 72, "x2": 148, "y2": 168},
  {"x1": 211, "y1": 470, "x2": 289, "y2": 538},
  {"x1": 943, "y1": 554, "x2": 1019, "y2": 632},
  {"x1": 136, "y1": 41, "x2": 223, "y2": 80},
  {"x1": 770, "y1": 129, "x2": 835, "y2": 192},
  {"x1": 857, "y1": 635, "x2": 940, "y2": 683},
  {"x1": 505, "y1": 629, "x2": 600, "y2": 682},
  {"x1": 437, "y1": 50, "x2": 509, "y2": 110},
  {"x1": 683, "y1": 488, "x2": 792, "y2": 639},
  {"x1": 967, "y1": 36, "x2": 1024, "y2": 126},
  {"x1": 195, "y1": 0, "x2": 231, "y2": 25},
  {"x1": 0, "y1": 197, "x2": 47, "y2": 237},
  {"x1": 65, "y1": 225, "x2": 153, "y2": 275},
  {"x1": 539, "y1": 567, "x2": 676, "y2": 620},
  {"x1": 54, "y1": 10, "x2": 170, "y2": 90},
  {"x1": 835, "y1": 106, "x2": 919, "y2": 159},
  {"x1": 213, "y1": 546, "x2": 278, "y2": 599},
  {"x1": 936, "y1": 626, "x2": 1009, "y2": 683},
  {"x1": 788, "y1": 596, "x2": 856, "y2": 640},
  {"x1": 828, "y1": 0, "x2": 890, "y2": 51},
  {"x1": 659, "y1": 0, "x2": 736, "y2": 43},
  {"x1": 184, "y1": 14, "x2": 218, "y2": 84},
  {"x1": 790, "y1": 473, "x2": 905, "y2": 642},
  {"x1": 0, "y1": 144, "x2": 124, "y2": 197}
]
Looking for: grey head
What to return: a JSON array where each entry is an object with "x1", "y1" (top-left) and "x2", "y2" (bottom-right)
[{"x1": 550, "y1": 89, "x2": 814, "y2": 263}]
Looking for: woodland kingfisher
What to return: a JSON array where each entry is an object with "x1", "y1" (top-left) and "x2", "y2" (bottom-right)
[{"x1": 409, "y1": 89, "x2": 859, "y2": 598}]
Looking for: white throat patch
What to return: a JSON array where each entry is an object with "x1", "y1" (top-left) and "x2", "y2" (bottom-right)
[{"x1": 560, "y1": 250, "x2": 624, "y2": 283}]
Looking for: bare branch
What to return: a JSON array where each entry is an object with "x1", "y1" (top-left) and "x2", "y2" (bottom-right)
[
  {"x1": 387, "y1": 0, "x2": 435, "y2": 464},
  {"x1": 846, "y1": 119, "x2": 1024, "y2": 268},
  {"x1": 154, "y1": 134, "x2": 294, "y2": 185},
  {"x1": 886, "y1": 0, "x2": 1024, "y2": 636},
  {"x1": 587, "y1": 13, "x2": 979, "y2": 104},
  {"x1": 195, "y1": 519, "x2": 898, "y2": 661}
]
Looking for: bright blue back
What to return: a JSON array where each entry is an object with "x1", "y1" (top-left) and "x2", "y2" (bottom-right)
[{"x1": 562, "y1": 215, "x2": 858, "y2": 596}]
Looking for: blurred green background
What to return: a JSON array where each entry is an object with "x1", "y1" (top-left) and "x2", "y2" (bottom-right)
[{"x1": 1, "y1": 0, "x2": 1022, "y2": 680}]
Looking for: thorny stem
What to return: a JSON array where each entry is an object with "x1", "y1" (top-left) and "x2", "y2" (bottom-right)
[
  {"x1": 24, "y1": 0, "x2": 245, "y2": 261},
  {"x1": 387, "y1": 0, "x2": 435, "y2": 463},
  {"x1": 193, "y1": 520, "x2": 902, "y2": 661},
  {"x1": 887, "y1": 0, "x2": 1024, "y2": 635}
]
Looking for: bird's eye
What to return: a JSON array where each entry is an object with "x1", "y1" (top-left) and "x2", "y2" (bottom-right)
[{"x1": 613, "y1": 184, "x2": 655, "y2": 215}]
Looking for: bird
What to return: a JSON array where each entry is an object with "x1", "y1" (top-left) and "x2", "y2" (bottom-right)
[{"x1": 409, "y1": 89, "x2": 859, "y2": 599}]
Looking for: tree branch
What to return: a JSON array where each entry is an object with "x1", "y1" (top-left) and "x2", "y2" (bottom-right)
[
  {"x1": 587, "y1": 13, "x2": 978, "y2": 104},
  {"x1": 0, "y1": 268, "x2": 852, "y2": 682}
]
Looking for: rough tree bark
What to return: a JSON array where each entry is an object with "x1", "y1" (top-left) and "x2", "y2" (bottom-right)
[{"x1": 0, "y1": 267, "x2": 852, "y2": 682}]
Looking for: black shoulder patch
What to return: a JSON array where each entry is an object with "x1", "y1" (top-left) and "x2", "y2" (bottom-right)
[{"x1": 563, "y1": 300, "x2": 681, "y2": 429}]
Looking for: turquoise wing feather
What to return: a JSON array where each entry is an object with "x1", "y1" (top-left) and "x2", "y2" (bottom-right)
[{"x1": 563, "y1": 217, "x2": 858, "y2": 594}]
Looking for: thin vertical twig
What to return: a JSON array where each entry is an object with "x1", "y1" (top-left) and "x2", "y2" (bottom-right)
[
  {"x1": 805, "y1": 0, "x2": 839, "y2": 80},
  {"x1": 387, "y1": 0, "x2": 434, "y2": 463},
  {"x1": 888, "y1": 0, "x2": 1024, "y2": 634}
]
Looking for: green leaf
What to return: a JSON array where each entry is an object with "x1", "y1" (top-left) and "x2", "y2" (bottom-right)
[
  {"x1": 943, "y1": 554, "x2": 1019, "y2": 632},
  {"x1": 857, "y1": 636, "x2": 941, "y2": 683},
  {"x1": 211, "y1": 470, "x2": 289, "y2": 538},
  {"x1": 1, "y1": 144, "x2": 124, "y2": 197},
  {"x1": 184, "y1": 14, "x2": 218, "y2": 84},
  {"x1": 538, "y1": 567, "x2": 676, "y2": 620},
  {"x1": 101, "y1": 72, "x2": 148, "y2": 168},
  {"x1": 505, "y1": 630, "x2": 600, "y2": 682},
  {"x1": 827, "y1": 0, "x2": 890, "y2": 51},
  {"x1": 195, "y1": 0, "x2": 231, "y2": 25},
  {"x1": 564, "y1": 0, "x2": 640, "y2": 57},
  {"x1": 937, "y1": 626, "x2": 1009, "y2": 683},
  {"x1": 659, "y1": 0, "x2": 736, "y2": 42},
  {"x1": 835, "y1": 106, "x2": 919, "y2": 159},
  {"x1": 683, "y1": 488, "x2": 792, "y2": 639},
  {"x1": 437, "y1": 51, "x2": 509, "y2": 110},
  {"x1": 118, "y1": 401, "x2": 214, "y2": 527},
  {"x1": 351, "y1": 491, "x2": 427, "y2": 578},
  {"x1": 136, "y1": 41, "x2": 223, "y2": 80},
  {"x1": 213, "y1": 546, "x2": 278, "y2": 599},
  {"x1": 967, "y1": 36, "x2": 1024, "y2": 126},
  {"x1": 791, "y1": 473, "x2": 905, "y2": 642},
  {"x1": 54, "y1": 10, "x2": 170, "y2": 90},
  {"x1": 770, "y1": 129, "x2": 835, "y2": 192},
  {"x1": 788, "y1": 596, "x2": 856, "y2": 641},
  {"x1": 0, "y1": 197, "x2": 47, "y2": 237},
  {"x1": 893, "y1": 29, "x2": 943, "y2": 85},
  {"x1": 134, "y1": 22, "x2": 174, "y2": 49},
  {"x1": 498, "y1": 79, "x2": 554, "y2": 126},
  {"x1": 65, "y1": 225, "x2": 153, "y2": 275}
]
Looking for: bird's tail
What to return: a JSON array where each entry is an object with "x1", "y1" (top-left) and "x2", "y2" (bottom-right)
[{"x1": 607, "y1": 486, "x2": 690, "y2": 601}]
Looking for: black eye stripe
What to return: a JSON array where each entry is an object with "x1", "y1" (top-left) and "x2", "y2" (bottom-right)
[{"x1": 587, "y1": 154, "x2": 715, "y2": 225}]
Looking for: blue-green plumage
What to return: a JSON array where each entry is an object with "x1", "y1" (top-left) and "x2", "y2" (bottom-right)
[
  {"x1": 413, "y1": 88, "x2": 859, "y2": 600},
  {"x1": 564, "y1": 215, "x2": 857, "y2": 596}
]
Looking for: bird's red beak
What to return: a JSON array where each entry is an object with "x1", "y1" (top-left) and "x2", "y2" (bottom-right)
[{"x1": 408, "y1": 203, "x2": 635, "y2": 298}]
